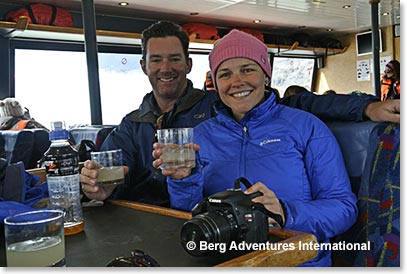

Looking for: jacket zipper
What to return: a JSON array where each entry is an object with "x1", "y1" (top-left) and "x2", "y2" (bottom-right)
[{"x1": 240, "y1": 125, "x2": 249, "y2": 179}]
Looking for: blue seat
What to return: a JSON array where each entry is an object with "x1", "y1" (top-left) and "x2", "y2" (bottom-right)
[
  {"x1": 353, "y1": 123, "x2": 400, "y2": 266},
  {"x1": 327, "y1": 121, "x2": 400, "y2": 267},
  {"x1": 0, "y1": 129, "x2": 50, "y2": 169},
  {"x1": 30, "y1": 129, "x2": 50, "y2": 168},
  {"x1": 326, "y1": 120, "x2": 378, "y2": 195},
  {"x1": 0, "y1": 130, "x2": 34, "y2": 169},
  {"x1": 69, "y1": 125, "x2": 116, "y2": 150}
]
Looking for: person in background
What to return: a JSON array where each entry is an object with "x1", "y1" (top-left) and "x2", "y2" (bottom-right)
[
  {"x1": 323, "y1": 89, "x2": 336, "y2": 95},
  {"x1": 0, "y1": 98, "x2": 48, "y2": 130},
  {"x1": 381, "y1": 60, "x2": 400, "y2": 101},
  {"x1": 203, "y1": 70, "x2": 216, "y2": 92},
  {"x1": 283, "y1": 85, "x2": 310, "y2": 97},
  {"x1": 153, "y1": 29, "x2": 357, "y2": 266},
  {"x1": 80, "y1": 21, "x2": 400, "y2": 207}
]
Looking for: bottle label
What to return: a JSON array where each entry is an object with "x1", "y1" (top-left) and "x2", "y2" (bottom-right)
[{"x1": 44, "y1": 154, "x2": 79, "y2": 176}]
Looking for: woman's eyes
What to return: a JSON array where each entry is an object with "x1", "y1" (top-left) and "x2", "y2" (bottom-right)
[
  {"x1": 219, "y1": 69, "x2": 254, "y2": 78},
  {"x1": 242, "y1": 68, "x2": 255, "y2": 73},
  {"x1": 218, "y1": 72, "x2": 231, "y2": 79}
]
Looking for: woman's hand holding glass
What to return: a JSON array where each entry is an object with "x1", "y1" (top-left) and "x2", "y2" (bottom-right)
[{"x1": 152, "y1": 142, "x2": 200, "y2": 180}]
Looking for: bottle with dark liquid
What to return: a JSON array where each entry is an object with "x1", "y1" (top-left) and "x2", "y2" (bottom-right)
[{"x1": 43, "y1": 121, "x2": 84, "y2": 235}]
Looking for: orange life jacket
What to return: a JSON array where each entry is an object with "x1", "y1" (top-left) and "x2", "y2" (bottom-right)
[
  {"x1": 9, "y1": 120, "x2": 30, "y2": 130},
  {"x1": 381, "y1": 77, "x2": 400, "y2": 101}
]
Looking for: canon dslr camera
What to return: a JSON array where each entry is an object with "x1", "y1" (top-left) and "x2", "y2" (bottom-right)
[{"x1": 180, "y1": 178, "x2": 283, "y2": 256}]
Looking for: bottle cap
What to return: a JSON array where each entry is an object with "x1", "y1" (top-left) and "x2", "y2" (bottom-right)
[
  {"x1": 49, "y1": 121, "x2": 69, "y2": 141},
  {"x1": 51, "y1": 121, "x2": 65, "y2": 131}
]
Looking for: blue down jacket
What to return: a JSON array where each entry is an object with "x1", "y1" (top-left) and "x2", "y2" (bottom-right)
[{"x1": 168, "y1": 92, "x2": 358, "y2": 266}]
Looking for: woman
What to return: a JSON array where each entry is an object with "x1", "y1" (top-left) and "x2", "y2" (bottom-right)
[
  {"x1": 381, "y1": 60, "x2": 400, "y2": 101},
  {"x1": 153, "y1": 30, "x2": 357, "y2": 266}
]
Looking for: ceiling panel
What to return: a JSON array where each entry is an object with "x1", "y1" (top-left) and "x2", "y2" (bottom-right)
[{"x1": 0, "y1": 0, "x2": 400, "y2": 36}]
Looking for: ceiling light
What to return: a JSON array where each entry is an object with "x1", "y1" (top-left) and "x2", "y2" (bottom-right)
[
  {"x1": 382, "y1": 12, "x2": 390, "y2": 16},
  {"x1": 326, "y1": 28, "x2": 333, "y2": 32},
  {"x1": 118, "y1": 2, "x2": 129, "y2": 6},
  {"x1": 253, "y1": 19, "x2": 261, "y2": 24},
  {"x1": 343, "y1": 5, "x2": 351, "y2": 9}
]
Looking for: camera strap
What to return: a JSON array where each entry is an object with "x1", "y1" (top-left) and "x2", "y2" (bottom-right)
[
  {"x1": 234, "y1": 177, "x2": 284, "y2": 227},
  {"x1": 234, "y1": 177, "x2": 252, "y2": 190}
]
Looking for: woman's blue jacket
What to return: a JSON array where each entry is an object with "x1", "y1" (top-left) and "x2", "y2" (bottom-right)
[{"x1": 168, "y1": 92, "x2": 358, "y2": 266}]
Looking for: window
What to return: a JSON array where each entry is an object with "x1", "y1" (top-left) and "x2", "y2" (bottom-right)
[
  {"x1": 271, "y1": 57, "x2": 316, "y2": 98},
  {"x1": 98, "y1": 53, "x2": 150, "y2": 125},
  {"x1": 15, "y1": 48, "x2": 92, "y2": 128},
  {"x1": 188, "y1": 53, "x2": 210, "y2": 90},
  {"x1": 13, "y1": 42, "x2": 210, "y2": 128}
]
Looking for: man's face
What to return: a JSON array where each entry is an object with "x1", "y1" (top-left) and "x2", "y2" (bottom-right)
[{"x1": 141, "y1": 37, "x2": 192, "y2": 100}]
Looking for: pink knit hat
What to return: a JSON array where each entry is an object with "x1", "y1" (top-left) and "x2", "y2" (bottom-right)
[{"x1": 209, "y1": 29, "x2": 271, "y2": 84}]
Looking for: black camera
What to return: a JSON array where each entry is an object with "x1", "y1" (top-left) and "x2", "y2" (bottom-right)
[{"x1": 180, "y1": 178, "x2": 283, "y2": 256}]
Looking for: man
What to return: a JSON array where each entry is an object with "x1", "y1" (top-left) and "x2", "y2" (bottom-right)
[
  {"x1": 80, "y1": 21, "x2": 400, "y2": 207},
  {"x1": 81, "y1": 21, "x2": 216, "y2": 206}
]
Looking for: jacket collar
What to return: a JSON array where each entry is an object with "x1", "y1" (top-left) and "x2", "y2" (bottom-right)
[
  {"x1": 214, "y1": 91, "x2": 277, "y2": 126},
  {"x1": 127, "y1": 80, "x2": 206, "y2": 124}
]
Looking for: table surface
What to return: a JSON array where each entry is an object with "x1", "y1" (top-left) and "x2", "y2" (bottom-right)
[{"x1": 0, "y1": 200, "x2": 318, "y2": 267}]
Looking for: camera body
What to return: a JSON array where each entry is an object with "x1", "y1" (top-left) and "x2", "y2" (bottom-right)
[{"x1": 180, "y1": 186, "x2": 269, "y2": 256}]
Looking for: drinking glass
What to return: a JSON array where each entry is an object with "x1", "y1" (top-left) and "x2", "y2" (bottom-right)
[
  {"x1": 156, "y1": 128, "x2": 195, "y2": 170},
  {"x1": 91, "y1": 149, "x2": 124, "y2": 185},
  {"x1": 4, "y1": 209, "x2": 65, "y2": 267}
]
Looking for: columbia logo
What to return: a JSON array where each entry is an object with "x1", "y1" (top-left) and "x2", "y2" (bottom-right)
[{"x1": 260, "y1": 138, "x2": 281, "y2": 146}]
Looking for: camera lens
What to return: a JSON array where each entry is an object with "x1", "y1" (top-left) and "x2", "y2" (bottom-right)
[{"x1": 180, "y1": 211, "x2": 237, "y2": 256}]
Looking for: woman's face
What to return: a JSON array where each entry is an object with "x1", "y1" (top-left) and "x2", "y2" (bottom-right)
[
  {"x1": 385, "y1": 66, "x2": 394, "y2": 78},
  {"x1": 215, "y1": 58, "x2": 266, "y2": 122}
]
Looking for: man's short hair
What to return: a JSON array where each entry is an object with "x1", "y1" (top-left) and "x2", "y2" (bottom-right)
[{"x1": 141, "y1": 21, "x2": 190, "y2": 61}]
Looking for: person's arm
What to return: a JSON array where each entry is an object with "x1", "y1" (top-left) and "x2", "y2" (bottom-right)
[
  {"x1": 281, "y1": 92, "x2": 379, "y2": 122},
  {"x1": 363, "y1": 99, "x2": 400, "y2": 123},
  {"x1": 152, "y1": 142, "x2": 203, "y2": 211},
  {"x1": 167, "y1": 170, "x2": 204, "y2": 211}
]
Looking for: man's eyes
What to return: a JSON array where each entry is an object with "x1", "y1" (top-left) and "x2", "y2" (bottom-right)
[
  {"x1": 150, "y1": 57, "x2": 181, "y2": 63},
  {"x1": 169, "y1": 57, "x2": 182, "y2": 62}
]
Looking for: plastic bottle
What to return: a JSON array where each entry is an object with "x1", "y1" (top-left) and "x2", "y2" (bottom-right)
[{"x1": 43, "y1": 121, "x2": 84, "y2": 235}]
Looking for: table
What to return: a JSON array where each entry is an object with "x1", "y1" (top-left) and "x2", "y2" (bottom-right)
[{"x1": 0, "y1": 200, "x2": 317, "y2": 267}]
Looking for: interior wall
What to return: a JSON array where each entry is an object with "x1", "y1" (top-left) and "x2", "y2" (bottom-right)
[
  {"x1": 394, "y1": 36, "x2": 400, "y2": 61},
  {"x1": 316, "y1": 26, "x2": 397, "y2": 95}
]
